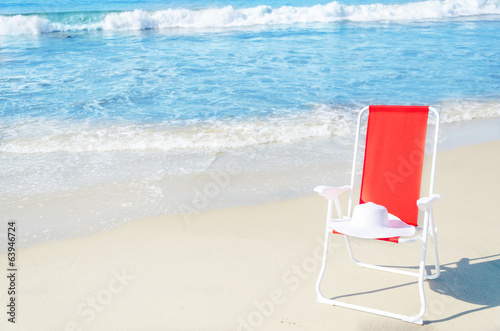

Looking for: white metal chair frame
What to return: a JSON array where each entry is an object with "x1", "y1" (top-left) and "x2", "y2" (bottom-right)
[{"x1": 315, "y1": 106, "x2": 441, "y2": 325}]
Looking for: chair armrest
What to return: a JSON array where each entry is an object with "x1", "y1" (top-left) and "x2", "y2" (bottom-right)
[
  {"x1": 417, "y1": 194, "x2": 441, "y2": 211},
  {"x1": 314, "y1": 185, "x2": 351, "y2": 201}
]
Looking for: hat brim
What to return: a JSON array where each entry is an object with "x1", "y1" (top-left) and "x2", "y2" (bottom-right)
[{"x1": 330, "y1": 213, "x2": 416, "y2": 239}]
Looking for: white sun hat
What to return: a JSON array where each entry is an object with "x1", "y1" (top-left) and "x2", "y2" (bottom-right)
[{"x1": 330, "y1": 202, "x2": 416, "y2": 239}]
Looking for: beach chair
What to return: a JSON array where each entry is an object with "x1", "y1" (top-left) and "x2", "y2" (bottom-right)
[{"x1": 314, "y1": 105, "x2": 441, "y2": 325}]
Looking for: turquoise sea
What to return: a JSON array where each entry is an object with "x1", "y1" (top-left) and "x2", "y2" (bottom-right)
[{"x1": 1, "y1": 0, "x2": 500, "y2": 247}]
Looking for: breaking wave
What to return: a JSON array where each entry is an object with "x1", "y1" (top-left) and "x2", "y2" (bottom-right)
[{"x1": 1, "y1": 0, "x2": 500, "y2": 35}]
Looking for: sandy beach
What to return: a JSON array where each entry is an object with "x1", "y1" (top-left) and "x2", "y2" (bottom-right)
[
  {"x1": 1, "y1": 139, "x2": 499, "y2": 330},
  {"x1": 3, "y1": 1, "x2": 500, "y2": 329}
]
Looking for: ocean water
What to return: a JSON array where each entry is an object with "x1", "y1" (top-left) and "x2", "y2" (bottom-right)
[{"x1": 1, "y1": 0, "x2": 500, "y2": 247}]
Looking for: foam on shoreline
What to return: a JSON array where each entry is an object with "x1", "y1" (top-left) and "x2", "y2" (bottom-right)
[
  {"x1": 2, "y1": 116, "x2": 499, "y2": 248},
  {"x1": 1, "y1": 101, "x2": 499, "y2": 154}
]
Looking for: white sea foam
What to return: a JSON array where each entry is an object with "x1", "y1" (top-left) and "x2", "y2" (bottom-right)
[
  {"x1": 0, "y1": 106, "x2": 353, "y2": 153},
  {"x1": 0, "y1": 14, "x2": 58, "y2": 35},
  {"x1": 438, "y1": 100, "x2": 500, "y2": 122},
  {"x1": 1, "y1": 0, "x2": 500, "y2": 35},
  {"x1": 1, "y1": 101, "x2": 499, "y2": 154}
]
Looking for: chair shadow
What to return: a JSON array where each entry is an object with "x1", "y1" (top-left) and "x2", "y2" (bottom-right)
[
  {"x1": 426, "y1": 255, "x2": 500, "y2": 323},
  {"x1": 329, "y1": 254, "x2": 500, "y2": 323}
]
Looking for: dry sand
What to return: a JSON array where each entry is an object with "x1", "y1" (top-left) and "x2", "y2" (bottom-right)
[{"x1": 1, "y1": 140, "x2": 499, "y2": 330}]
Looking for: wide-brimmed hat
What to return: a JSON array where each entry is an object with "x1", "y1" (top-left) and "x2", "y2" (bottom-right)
[{"x1": 330, "y1": 202, "x2": 416, "y2": 239}]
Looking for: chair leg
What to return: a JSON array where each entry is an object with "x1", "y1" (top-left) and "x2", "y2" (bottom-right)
[
  {"x1": 315, "y1": 212, "x2": 437, "y2": 325},
  {"x1": 412, "y1": 213, "x2": 431, "y2": 324},
  {"x1": 315, "y1": 230, "x2": 331, "y2": 301},
  {"x1": 426, "y1": 211, "x2": 440, "y2": 279},
  {"x1": 344, "y1": 235, "x2": 361, "y2": 264}
]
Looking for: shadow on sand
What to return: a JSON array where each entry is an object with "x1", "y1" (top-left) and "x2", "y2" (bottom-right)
[
  {"x1": 426, "y1": 254, "x2": 500, "y2": 323},
  {"x1": 327, "y1": 254, "x2": 500, "y2": 324}
]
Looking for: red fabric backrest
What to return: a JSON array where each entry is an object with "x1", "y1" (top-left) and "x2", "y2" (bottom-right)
[{"x1": 359, "y1": 105, "x2": 429, "y2": 226}]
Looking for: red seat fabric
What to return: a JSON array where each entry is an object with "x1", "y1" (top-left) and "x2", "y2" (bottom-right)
[
  {"x1": 360, "y1": 105, "x2": 429, "y2": 227},
  {"x1": 332, "y1": 105, "x2": 429, "y2": 242}
]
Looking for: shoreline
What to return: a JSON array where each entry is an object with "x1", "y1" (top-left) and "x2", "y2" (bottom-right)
[
  {"x1": 3, "y1": 116, "x2": 500, "y2": 249},
  {"x1": 1, "y1": 139, "x2": 499, "y2": 330}
]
